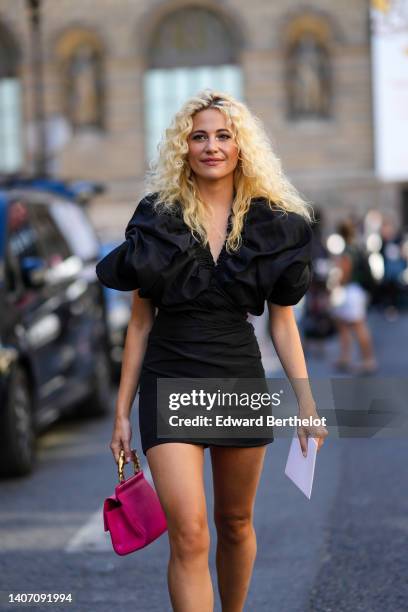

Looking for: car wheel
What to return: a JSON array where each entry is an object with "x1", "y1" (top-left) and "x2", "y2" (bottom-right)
[
  {"x1": 0, "y1": 365, "x2": 35, "y2": 477},
  {"x1": 81, "y1": 347, "x2": 113, "y2": 417}
]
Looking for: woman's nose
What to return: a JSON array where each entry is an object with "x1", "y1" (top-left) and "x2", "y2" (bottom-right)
[{"x1": 204, "y1": 137, "x2": 219, "y2": 152}]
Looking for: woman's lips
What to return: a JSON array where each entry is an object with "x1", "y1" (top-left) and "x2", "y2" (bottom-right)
[{"x1": 201, "y1": 159, "x2": 224, "y2": 166}]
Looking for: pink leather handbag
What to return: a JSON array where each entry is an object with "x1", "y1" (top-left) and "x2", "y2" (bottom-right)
[{"x1": 103, "y1": 448, "x2": 167, "y2": 555}]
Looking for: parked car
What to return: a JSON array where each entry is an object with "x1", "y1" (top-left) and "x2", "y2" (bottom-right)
[
  {"x1": 1, "y1": 176, "x2": 130, "y2": 379},
  {"x1": 0, "y1": 188, "x2": 113, "y2": 477},
  {"x1": 0, "y1": 174, "x2": 105, "y2": 205}
]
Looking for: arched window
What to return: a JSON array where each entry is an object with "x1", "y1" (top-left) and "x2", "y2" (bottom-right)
[
  {"x1": 285, "y1": 14, "x2": 333, "y2": 120},
  {"x1": 56, "y1": 29, "x2": 105, "y2": 131},
  {"x1": 144, "y1": 6, "x2": 243, "y2": 163},
  {"x1": 0, "y1": 22, "x2": 22, "y2": 173}
]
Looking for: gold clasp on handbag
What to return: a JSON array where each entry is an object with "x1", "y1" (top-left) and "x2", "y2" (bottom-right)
[{"x1": 118, "y1": 448, "x2": 142, "y2": 482}]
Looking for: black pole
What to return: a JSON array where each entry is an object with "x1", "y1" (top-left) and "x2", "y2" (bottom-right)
[{"x1": 26, "y1": 0, "x2": 47, "y2": 176}]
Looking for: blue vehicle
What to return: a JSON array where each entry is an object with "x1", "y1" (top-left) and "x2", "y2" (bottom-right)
[
  {"x1": 0, "y1": 187, "x2": 113, "y2": 477},
  {"x1": 0, "y1": 175, "x2": 130, "y2": 380},
  {"x1": 0, "y1": 174, "x2": 105, "y2": 204}
]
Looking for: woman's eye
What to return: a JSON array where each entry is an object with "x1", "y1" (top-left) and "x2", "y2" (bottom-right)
[{"x1": 191, "y1": 133, "x2": 231, "y2": 141}]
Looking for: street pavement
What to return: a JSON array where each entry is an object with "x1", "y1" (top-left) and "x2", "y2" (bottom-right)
[{"x1": 0, "y1": 308, "x2": 407, "y2": 612}]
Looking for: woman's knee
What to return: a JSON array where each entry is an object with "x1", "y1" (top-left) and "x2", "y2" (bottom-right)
[
  {"x1": 168, "y1": 516, "x2": 210, "y2": 561},
  {"x1": 214, "y1": 510, "x2": 254, "y2": 545}
]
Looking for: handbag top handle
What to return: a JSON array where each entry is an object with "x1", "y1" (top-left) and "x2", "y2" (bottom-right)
[{"x1": 118, "y1": 448, "x2": 142, "y2": 483}]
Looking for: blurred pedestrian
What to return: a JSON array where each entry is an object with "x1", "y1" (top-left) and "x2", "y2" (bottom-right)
[
  {"x1": 302, "y1": 207, "x2": 336, "y2": 358},
  {"x1": 380, "y1": 217, "x2": 405, "y2": 321},
  {"x1": 330, "y1": 219, "x2": 378, "y2": 374}
]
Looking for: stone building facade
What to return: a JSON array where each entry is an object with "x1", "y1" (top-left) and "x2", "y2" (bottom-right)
[{"x1": 0, "y1": 0, "x2": 402, "y2": 236}]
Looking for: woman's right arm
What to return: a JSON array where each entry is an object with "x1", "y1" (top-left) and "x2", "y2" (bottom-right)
[{"x1": 110, "y1": 290, "x2": 155, "y2": 464}]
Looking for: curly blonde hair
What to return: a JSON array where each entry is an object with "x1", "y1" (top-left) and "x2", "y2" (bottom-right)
[{"x1": 144, "y1": 89, "x2": 314, "y2": 253}]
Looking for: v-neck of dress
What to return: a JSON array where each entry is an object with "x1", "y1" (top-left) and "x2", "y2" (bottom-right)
[
  {"x1": 203, "y1": 209, "x2": 234, "y2": 267},
  {"x1": 167, "y1": 201, "x2": 235, "y2": 269}
]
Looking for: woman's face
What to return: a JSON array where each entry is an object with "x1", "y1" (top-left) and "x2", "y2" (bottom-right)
[{"x1": 187, "y1": 108, "x2": 239, "y2": 182}]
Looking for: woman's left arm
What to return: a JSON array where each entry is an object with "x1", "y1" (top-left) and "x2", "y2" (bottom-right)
[{"x1": 267, "y1": 302, "x2": 328, "y2": 454}]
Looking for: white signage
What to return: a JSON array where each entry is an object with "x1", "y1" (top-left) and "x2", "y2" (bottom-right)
[{"x1": 370, "y1": 0, "x2": 408, "y2": 181}]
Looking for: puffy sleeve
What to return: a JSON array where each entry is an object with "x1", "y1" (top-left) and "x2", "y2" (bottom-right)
[
  {"x1": 95, "y1": 193, "x2": 196, "y2": 294},
  {"x1": 95, "y1": 198, "x2": 148, "y2": 291},
  {"x1": 266, "y1": 213, "x2": 314, "y2": 306}
]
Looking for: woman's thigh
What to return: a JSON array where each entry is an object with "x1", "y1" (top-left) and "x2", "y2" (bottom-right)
[
  {"x1": 210, "y1": 446, "x2": 268, "y2": 518},
  {"x1": 146, "y1": 442, "x2": 208, "y2": 531}
]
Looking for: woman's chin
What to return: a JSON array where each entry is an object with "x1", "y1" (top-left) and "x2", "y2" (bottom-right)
[{"x1": 194, "y1": 169, "x2": 233, "y2": 182}]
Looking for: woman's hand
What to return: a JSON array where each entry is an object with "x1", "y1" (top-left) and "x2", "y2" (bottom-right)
[
  {"x1": 297, "y1": 410, "x2": 328, "y2": 456},
  {"x1": 110, "y1": 415, "x2": 133, "y2": 464}
]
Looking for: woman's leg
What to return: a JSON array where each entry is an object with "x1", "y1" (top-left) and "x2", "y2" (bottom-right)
[
  {"x1": 333, "y1": 317, "x2": 353, "y2": 368},
  {"x1": 146, "y1": 442, "x2": 213, "y2": 612},
  {"x1": 349, "y1": 319, "x2": 377, "y2": 368},
  {"x1": 210, "y1": 445, "x2": 268, "y2": 612}
]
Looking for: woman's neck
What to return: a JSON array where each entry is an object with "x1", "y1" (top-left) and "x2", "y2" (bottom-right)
[{"x1": 195, "y1": 177, "x2": 234, "y2": 213}]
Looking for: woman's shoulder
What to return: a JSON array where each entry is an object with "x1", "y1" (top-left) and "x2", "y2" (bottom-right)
[
  {"x1": 124, "y1": 193, "x2": 155, "y2": 225},
  {"x1": 126, "y1": 192, "x2": 162, "y2": 222},
  {"x1": 125, "y1": 192, "x2": 185, "y2": 237},
  {"x1": 243, "y1": 199, "x2": 314, "y2": 306},
  {"x1": 245, "y1": 197, "x2": 313, "y2": 248}
]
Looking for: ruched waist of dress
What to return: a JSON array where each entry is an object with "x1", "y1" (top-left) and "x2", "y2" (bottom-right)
[
  {"x1": 151, "y1": 307, "x2": 252, "y2": 337},
  {"x1": 142, "y1": 307, "x2": 264, "y2": 378}
]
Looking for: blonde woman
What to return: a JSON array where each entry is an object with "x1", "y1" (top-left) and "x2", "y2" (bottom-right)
[{"x1": 96, "y1": 90, "x2": 328, "y2": 612}]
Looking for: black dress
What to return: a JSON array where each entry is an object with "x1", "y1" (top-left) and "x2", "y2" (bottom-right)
[{"x1": 95, "y1": 194, "x2": 313, "y2": 455}]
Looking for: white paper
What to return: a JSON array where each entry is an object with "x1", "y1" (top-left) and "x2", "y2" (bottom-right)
[{"x1": 284, "y1": 435, "x2": 318, "y2": 499}]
